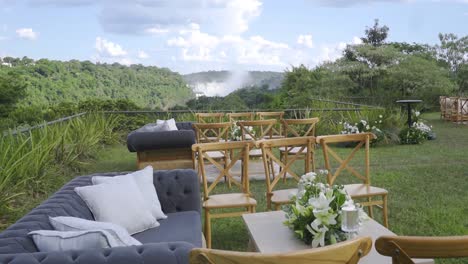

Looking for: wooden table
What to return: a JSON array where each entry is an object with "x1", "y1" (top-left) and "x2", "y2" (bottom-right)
[{"x1": 242, "y1": 211, "x2": 434, "y2": 264}]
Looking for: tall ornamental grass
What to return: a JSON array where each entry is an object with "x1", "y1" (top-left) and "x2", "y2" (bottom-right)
[{"x1": 0, "y1": 113, "x2": 120, "y2": 218}]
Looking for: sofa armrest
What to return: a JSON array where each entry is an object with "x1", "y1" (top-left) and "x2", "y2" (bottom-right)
[
  {"x1": 154, "y1": 170, "x2": 201, "y2": 215},
  {"x1": 127, "y1": 130, "x2": 196, "y2": 152},
  {"x1": 0, "y1": 242, "x2": 193, "y2": 264}
]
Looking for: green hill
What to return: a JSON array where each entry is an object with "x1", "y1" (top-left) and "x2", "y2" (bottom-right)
[{"x1": 0, "y1": 57, "x2": 193, "y2": 109}]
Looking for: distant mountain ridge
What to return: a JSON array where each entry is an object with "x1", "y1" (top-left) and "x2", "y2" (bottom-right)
[{"x1": 183, "y1": 70, "x2": 284, "y2": 96}]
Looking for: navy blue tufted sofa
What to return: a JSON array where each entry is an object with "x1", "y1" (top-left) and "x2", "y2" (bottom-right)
[
  {"x1": 0, "y1": 169, "x2": 202, "y2": 264},
  {"x1": 127, "y1": 122, "x2": 196, "y2": 170}
]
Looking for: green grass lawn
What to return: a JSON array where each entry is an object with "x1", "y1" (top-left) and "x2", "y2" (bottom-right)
[{"x1": 82, "y1": 113, "x2": 468, "y2": 263}]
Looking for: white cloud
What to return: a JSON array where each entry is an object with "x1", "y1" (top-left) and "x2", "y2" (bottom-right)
[
  {"x1": 297, "y1": 34, "x2": 314, "y2": 48},
  {"x1": 16, "y1": 28, "x2": 38, "y2": 40},
  {"x1": 95, "y1": 37, "x2": 127, "y2": 57},
  {"x1": 167, "y1": 24, "x2": 290, "y2": 66},
  {"x1": 352, "y1": 36, "x2": 363, "y2": 44},
  {"x1": 145, "y1": 27, "x2": 170, "y2": 35},
  {"x1": 98, "y1": 0, "x2": 262, "y2": 35},
  {"x1": 137, "y1": 50, "x2": 149, "y2": 59},
  {"x1": 308, "y1": 0, "x2": 411, "y2": 7}
]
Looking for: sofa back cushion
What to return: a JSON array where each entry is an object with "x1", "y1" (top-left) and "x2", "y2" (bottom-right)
[{"x1": 0, "y1": 176, "x2": 95, "y2": 254}]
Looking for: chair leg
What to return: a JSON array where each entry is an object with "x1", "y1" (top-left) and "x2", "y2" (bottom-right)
[
  {"x1": 383, "y1": 194, "x2": 389, "y2": 228},
  {"x1": 204, "y1": 208, "x2": 212, "y2": 248},
  {"x1": 274, "y1": 203, "x2": 281, "y2": 211},
  {"x1": 251, "y1": 205, "x2": 256, "y2": 213},
  {"x1": 282, "y1": 154, "x2": 288, "y2": 183},
  {"x1": 266, "y1": 194, "x2": 272, "y2": 211},
  {"x1": 367, "y1": 197, "x2": 374, "y2": 218}
]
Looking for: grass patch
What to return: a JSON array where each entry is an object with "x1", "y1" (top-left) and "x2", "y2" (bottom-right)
[{"x1": 4, "y1": 112, "x2": 467, "y2": 263}]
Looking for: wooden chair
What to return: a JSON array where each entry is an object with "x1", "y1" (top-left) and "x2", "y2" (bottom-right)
[
  {"x1": 227, "y1": 112, "x2": 254, "y2": 123},
  {"x1": 192, "y1": 122, "x2": 231, "y2": 144},
  {"x1": 192, "y1": 141, "x2": 257, "y2": 248},
  {"x1": 192, "y1": 122, "x2": 232, "y2": 182},
  {"x1": 439, "y1": 96, "x2": 448, "y2": 120},
  {"x1": 317, "y1": 133, "x2": 389, "y2": 227},
  {"x1": 280, "y1": 118, "x2": 320, "y2": 176},
  {"x1": 448, "y1": 97, "x2": 459, "y2": 122},
  {"x1": 190, "y1": 236, "x2": 372, "y2": 264},
  {"x1": 256, "y1": 137, "x2": 315, "y2": 210},
  {"x1": 196, "y1": 113, "x2": 225, "y2": 123},
  {"x1": 453, "y1": 97, "x2": 468, "y2": 123},
  {"x1": 256, "y1": 111, "x2": 285, "y2": 139},
  {"x1": 375, "y1": 235, "x2": 468, "y2": 264},
  {"x1": 236, "y1": 119, "x2": 277, "y2": 157}
]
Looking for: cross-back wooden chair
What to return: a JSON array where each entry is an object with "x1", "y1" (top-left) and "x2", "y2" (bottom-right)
[
  {"x1": 448, "y1": 97, "x2": 459, "y2": 122},
  {"x1": 192, "y1": 122, "x2": 231, "y2": 143},
  {"x1": 317, "y1": 133, "x2": 389, "y2": 227},
  {"x1": 256, "y1": 111, "x2": 285, "y2": 138},
  {"x1": 236, "y1": 119, "x2": 277, "y2": 157},
  {"x1": 192, "y1": 141, "x2": 257, "y2": 248},
  {"x1": 190, "y1": 236, "x2": 372, "y2": 264},
  {"x1": 375, "y1": 235, "x2": 468, "y2": 264},
  {"x1": 280, "y1": 118, "x2": 320, "y2": 178},
  {"x1": 227, "y1": 112, "x2": 254, "y2": 123},
  {"x1": 192, "y1": 122, "x2": 233, "y2": 183},
  {"x1": 196, "y1": 113, "x2": 225, "y2": 123},
  {"x1": 453, "y1": 97, "x2": 468, "y2": 123},
  {"x1": 439, "y1": 96, "x2": 448, "y2": 120},
  {"x1": 256, "y1": 137, "x2": 315, "y2": 210}
]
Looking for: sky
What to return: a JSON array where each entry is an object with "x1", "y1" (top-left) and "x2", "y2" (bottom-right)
[{"x1": 0, "y1": 0, "x2": 467, "y2": 74}]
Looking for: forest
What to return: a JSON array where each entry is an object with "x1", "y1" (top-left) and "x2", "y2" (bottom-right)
[{"x1": 0, "y1": 20, "x2": 466, "y2": 127}]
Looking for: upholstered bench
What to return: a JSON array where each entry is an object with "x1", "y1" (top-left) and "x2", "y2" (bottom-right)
[{"x1": 127, "y1": 122, "x2": 196, "y2": 170}]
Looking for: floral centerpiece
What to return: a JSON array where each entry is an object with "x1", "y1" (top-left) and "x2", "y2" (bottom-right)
[
  {"x1": 283, "y1": 171, "x2": 367, "y2": 248},
  {"x1": 230, "y1": 126, "x2": 255, "y2": 141},
  {"x1": 339, "y1": 115, "x2": 385, "y2": 145}
]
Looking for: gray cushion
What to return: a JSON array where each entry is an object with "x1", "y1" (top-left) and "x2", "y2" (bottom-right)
[{"x1": 132, "y1": 211, "x2": 202, "y2": 248}]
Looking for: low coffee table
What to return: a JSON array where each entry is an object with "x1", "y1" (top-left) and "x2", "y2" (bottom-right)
[{"x1": 242, "y1": 211, "x2": 433, "y2": 264}]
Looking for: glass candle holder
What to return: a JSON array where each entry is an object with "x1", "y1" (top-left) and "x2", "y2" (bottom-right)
[{"x1": 341, "y1": 206, "x2": 360, "y2": 233}]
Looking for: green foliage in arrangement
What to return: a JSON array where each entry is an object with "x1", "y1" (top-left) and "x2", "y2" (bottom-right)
[
  {"x1": 0, "y1": 114, "x2": 121, "y2": 219},
  {"x1": 399, "y1": 127, "x2": 427, "y2": 145},
  {"x1": 0, "y1": 58, "x2": 193, "y2": 110}
]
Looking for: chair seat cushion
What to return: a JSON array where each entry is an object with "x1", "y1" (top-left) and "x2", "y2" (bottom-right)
[
  {"x1": 248, "y1": 149, "x2": 262, "y2": 157},
  {"x1": 271, "y1": 188, "x2": 298, "y2": 204},
  {"x1": 344, "y1": 184, "x2": 388, "y2": 198},
  {"x1": 203, "y1": 193, "x2": 257, "y2": 209},
  {"x1": 132, "y1": 211, "x2": 203, "y2": 248},
  {"x1": 278, "y1": 146, "x2": 310, "y2": 154}
]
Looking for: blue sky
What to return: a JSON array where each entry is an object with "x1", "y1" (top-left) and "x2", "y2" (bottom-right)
[{"x1": 0, "y1": 0, "x2": 467, "y2": 74}]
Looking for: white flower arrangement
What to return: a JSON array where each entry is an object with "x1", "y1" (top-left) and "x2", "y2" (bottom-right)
[
  {"x1": 339, "y1": 116, "x2": 384, "y2": 144},
  {"x1": 413, "y1": 121, "x2": 432, "y2": 134},
  {"x1": 230, "y1": 126, "x2": 254, "y2": 141},
  {"x1": 283, "y1": 171, "x2": 367, "y2": 248}
]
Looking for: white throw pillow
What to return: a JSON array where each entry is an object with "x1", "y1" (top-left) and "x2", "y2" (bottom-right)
[
  {"x1": 92, "y1": 166, "x2": 167, "y2": 220},
  {"x1": 157, "y1": 118, "x2": 178, "y2": 131},
  {"x1": 29, "y1": 229, "x2": 116, "y2": 252},
  {"x1": 49, "y1": 216, "x2": 142, "y2": 247},
  {"x1": 75, "y1": 179, "x2": 159, "y2": 235}
]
